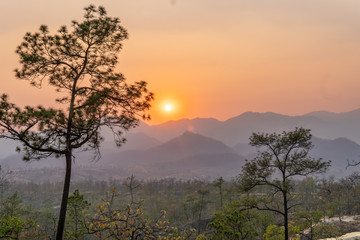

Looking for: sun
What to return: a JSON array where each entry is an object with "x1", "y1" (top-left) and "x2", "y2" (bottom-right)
[
  {"x1": 164, "y1": 104, "x2": 173, "y2": 112},
  {"x1": 152, "y1": 98, "x2": 184, "y2": 123}
]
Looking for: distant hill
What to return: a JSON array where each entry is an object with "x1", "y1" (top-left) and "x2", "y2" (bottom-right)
[
  {"x1": 134, "y1": 118, "x2": 223, "y2": 142},
  {"x1": 3, "y1": 108, "x2": 360, "y2": 182},
  {"x1": 100, "y1": 131, "x2": 243, "y2": 169},
  {"x1": 310, "y1": 137, "x2": 360, "y2": 177},
  {"x1": 0, "y1": 139, "x2": 20, "y2": 159},
  {"x1": 1, "y1": 131, "x2": 245, "y2": 181},
  {"x1": 106, "y1": 132, "x2": 162, "y2": 151},
  {"x1": 147, "y1": 131, "x2": 236, "y2": 161},
  {"x1": 134, "y1": 109, "x2": 360, "y2": 146}
]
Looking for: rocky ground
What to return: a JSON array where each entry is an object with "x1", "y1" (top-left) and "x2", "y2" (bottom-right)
[{"x1": 319, "y1": 216, "x2": 360, "y2": 240}]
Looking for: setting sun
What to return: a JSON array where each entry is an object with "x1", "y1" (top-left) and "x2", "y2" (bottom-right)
[
  {"x1": 161, "y1": 101, "x2": 177, "y2": 114},
  {"x1": 164, "y1": 104, "x2": 173, "y2": 112},
  {"x1": 148, "y1": 97, "x2": 189, "y2": 124}
]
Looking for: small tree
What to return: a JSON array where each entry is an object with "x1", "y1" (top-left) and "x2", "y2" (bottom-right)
[
  {"x1": 86, "y1": 188, "x2": 169, "y2": 240},
  {"x1": 196, "y1": 189, "x2": 210, "y2": 235},
  {"x1": 238, "y1": 128, "x2": 330, "y2": 240},
  {"x1": 0, "y1": 193, "x2": 36, "y2": 239},
  {"x1": 123, "y1": 174, "x2": 143, "y2": 204},
  {"x1": 0, "y1": 166, "x2": 9, "y2": 200},
  {"x1": 295, "y1": 210, "x2": 322, "y2": 240},
  {"x1": 0, "y1": 193, "x2": 24, "y2": 219},
  {"x1": 65, "y1": 189, "x2": 90, "y2": 239},
  {"x1": 0, "y1": 5, "x2": 153, "y2": 240},
  {"x1": 213, "y1": 176, "x2": 224, "y2": 209}
]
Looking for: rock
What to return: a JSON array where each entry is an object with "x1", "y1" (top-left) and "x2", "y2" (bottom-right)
[{"x1": 322, "y1": 232, "x2": 360, "y2": 240}]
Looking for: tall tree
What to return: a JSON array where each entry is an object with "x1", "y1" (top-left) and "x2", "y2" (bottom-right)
[
  {"x1": 238, "y1": 127, "x2": 330, "y2": 240},
  {"x1": 196, "y1": 189, "x2": 210, "y2": 235},
  {"x1": 213, "y1": 176, "x2": 225, "y2": 209},
  {"x1": 0, "y1": 5, "x2": 153, "y2": 240}
]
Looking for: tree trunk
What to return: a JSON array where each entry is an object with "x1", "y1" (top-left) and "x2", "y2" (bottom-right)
[
  {"x1": 198, "y1": 196, "x2": 203, "y2": 235},
  {"x1": 219, "y1": 186, "x2": 223, "y2": 209},
  {"x1": 56, "y1": 151, "x2": 72, "y2": 240},
  {"x1": 283, "y1": 190, "x2": 289, "y2": 240}
]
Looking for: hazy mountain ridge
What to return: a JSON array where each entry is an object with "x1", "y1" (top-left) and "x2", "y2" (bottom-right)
[
  {"x1": 306, "y1": 108, "x2": 360, "y2": 121},
  {"x1": 1, "y1": 131, "x2": 246, "y2": 180},
  {"x1": 138, "y1": 109, "x2": 360, "y2": 145},
  {"x1": 98, "y1": 131, "x2": 243, "y2": 171},
  {"x1": 2, "y1": 109, "x2": 360, "y2": 181}
]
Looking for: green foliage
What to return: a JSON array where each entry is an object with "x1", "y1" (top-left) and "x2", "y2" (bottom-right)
[
  {"x1": 312, "y1": 223, "x2": 340, "y2": 240},
  {"x1": 86, "y1": 188, "x2": 169, "y2": 239},
  {"x1": 295, "y1": 210, "x2": 322, "y2": 238},
  {"x1": 263, "y1": 225, "x2": 300, "y2": 240},
  {"x1": 195, "y1": 189, "x2": 210, "y2": 234},
  {"x1": 0, "y1": 216, "x2": 26, "y2": 239},
  {"x1": 34, "y1": 208, "x2": 57, "y2": 239},
  {"x1": 213, "y1": 177, "x2": 224, "y2": 209},
  {"x1": 0, "y1": 193, "x2": 24, "y2": 219},
  {"x1": 195, "y1": 234, "x2": 208, "y2": 240},
  {"x1": 263, "y1": 225, "x2": 284, "y2": 240},
  {"x1": 183, "y1": 194, "x2": 199, "y2": 220},
  {"x1": 0, "y1": 166, "x2": 9, "y2": 200},
  {"x1": 240, "y1": 128, "x2": 330, "y2": 194},
  {"x1": 208, "y1": 201, "x2": 268, "y2": 240},
  {"x1": 0, "y1": 192, "x2": 44, "y2": 239},
  {"x1": 1, "y1": 176, "x2": 360, "y2": 240},
  {"x1": 239, "y1": 127, "x2": 330, "y2": 240},
  {"x1": 295, "y1": 177, "x2": 319, "y2": 211},
  {"x1": 65, "y1": 189, "x2": 90, "y2": 239},
  {"x1": 0, "y1": 215, "x2": 39, "y2": 240}
]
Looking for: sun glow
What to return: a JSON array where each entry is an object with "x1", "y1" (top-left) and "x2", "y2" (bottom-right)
[
  {"x1": 164, "y1": 104, "x2": 173, "y2": 112},
  {"x1": 149, "y1": 95, "x2": 189, "y2": 124},
  {"x1": 156, "y1": 99, "x2": 181, "y2": 121},
  {"x1": 160, "y1": 100, "x2": 177, "y2": 114}
]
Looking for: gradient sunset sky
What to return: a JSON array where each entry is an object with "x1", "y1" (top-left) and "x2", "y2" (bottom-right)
[{"x1": 1, "y1": 0, "x2": 360, "y2": 124}]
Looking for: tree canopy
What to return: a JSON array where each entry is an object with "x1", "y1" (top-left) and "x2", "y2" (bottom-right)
[
  {"x1": 238, "y1": 127, "x2": 330, "y2": 240},
  {"x1": 0, "y1": 5, "x2": 153, "y2": 239}
]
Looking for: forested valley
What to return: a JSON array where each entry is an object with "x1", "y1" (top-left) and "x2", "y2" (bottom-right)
[{"x1": 1, "y1": 165, "x2": 360, "y2": 239}]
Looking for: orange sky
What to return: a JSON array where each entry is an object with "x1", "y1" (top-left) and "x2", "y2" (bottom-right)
[{"x1": 1, "y1": 0, "x2": 360, "y2": 124}]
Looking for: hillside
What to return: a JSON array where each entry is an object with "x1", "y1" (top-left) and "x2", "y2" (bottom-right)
[
  {"x1": 137, "y1": 109, "x2": 360, "y2": 146},
  {"x1": 3, "y1": 109, "x2": 360, "y2": 181}
]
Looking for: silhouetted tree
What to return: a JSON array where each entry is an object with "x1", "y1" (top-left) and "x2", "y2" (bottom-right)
[
  {"x1": 0, "y1": 5, "x2": 153, "y2": 240},
  {"x1": 238, "y1": 128, "x2": 330, "y2": 240},
  {"x1": 213, "y1": 177, "x2": 224, "y2": 209},
  {"x1": 123, "y1": 174, "x2": 142, "y2": 204},
  {"x1": 196, "y1": 189, "x2": 209, "y2": 235}
]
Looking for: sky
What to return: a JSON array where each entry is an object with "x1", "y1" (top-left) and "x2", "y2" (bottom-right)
[{"x1": 1, "y1": 0, "x2": 360, "y2": 124}]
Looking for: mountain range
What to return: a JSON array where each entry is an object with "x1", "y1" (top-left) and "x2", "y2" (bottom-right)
[
  {"x1": 2, "y1": 109, "x2": 360, "y2": 182},
  {"x1": 134, "y1": 109, "x2": 360, "y2": 146}
]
